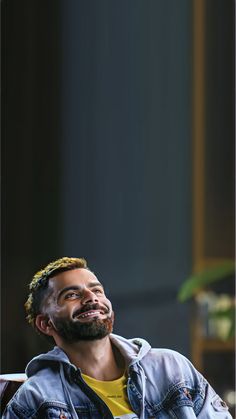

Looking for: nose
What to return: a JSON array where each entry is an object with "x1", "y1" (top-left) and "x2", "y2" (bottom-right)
[{"x1": 81, "y1": 288, "x2": 98, "y2": 305}]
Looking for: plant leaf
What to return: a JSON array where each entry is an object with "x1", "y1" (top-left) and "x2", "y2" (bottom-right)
[{"x1": 177, "y1": 261, "x2": 235, "y2": 302}]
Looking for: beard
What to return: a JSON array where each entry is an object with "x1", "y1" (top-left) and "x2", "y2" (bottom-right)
[{"x1": 52, "y1": 307, "x2": 114, "y2": 343}]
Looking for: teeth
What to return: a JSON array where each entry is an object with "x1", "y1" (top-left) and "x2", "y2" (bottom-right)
[{"x1": 80, "y1": 311, "x2": 100, "y2": 319}]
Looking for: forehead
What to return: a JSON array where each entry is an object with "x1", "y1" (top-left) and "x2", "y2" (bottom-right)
[{"x1": 48, "y1": 268, "x2": 102, "y2": 292}]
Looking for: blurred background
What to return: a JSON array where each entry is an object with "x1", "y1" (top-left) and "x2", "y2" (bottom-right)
[{"x1": 1, "y1": 0, "x2": 235, "y2": 414}]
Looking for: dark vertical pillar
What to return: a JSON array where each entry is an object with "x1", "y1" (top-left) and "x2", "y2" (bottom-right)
[
  {"x1": 204, "y1": 0, "x2": 235, "y2": 258},
  {"x1": 1, "y1": 0, "x2": 63, "y2": 371}
]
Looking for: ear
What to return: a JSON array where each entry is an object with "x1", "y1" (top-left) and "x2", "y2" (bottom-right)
[{"x1": 35, "y1": 314, "x2": 54, "y2": 337}]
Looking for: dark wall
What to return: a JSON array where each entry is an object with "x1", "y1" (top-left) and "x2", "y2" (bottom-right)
[
  {"x1": 59, "y1": 0, "x2": 193, "y2": 354},
  {"x1": 2, "y1": 0, "x2": 193, "y2": 372}
]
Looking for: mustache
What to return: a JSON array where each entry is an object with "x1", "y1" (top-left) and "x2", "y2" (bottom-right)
[{"x1": 72, "y1": 303, "x2": 110, "y2": 318}]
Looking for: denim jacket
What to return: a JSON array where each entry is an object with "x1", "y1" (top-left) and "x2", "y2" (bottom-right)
[{"x1": 2, "y1": 334, "x2": 231, "y2": 418}]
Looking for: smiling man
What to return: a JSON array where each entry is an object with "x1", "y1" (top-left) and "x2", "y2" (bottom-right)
[{"x1": 3, "y1": 257, "x2": 232, "y2": 418}]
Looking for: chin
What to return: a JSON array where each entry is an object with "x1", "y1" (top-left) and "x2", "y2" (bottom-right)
[{"x1": 55, "y1": 316, "x2": 114, "y2": 343}]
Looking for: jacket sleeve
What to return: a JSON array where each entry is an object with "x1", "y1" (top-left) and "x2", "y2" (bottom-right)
[
  {"x1": 177, "y1": 350, "x2": 233, "y2": 418},
  {"x1": 197, "y1": 380, "x2": 232, "y2": 418},
  {"x1": 2, "y1": 397, "x2": 32, "y2": 418},
  {"x1": 2, "y1": 403, "x2": 25, "y2": 419},
  {"x1": 157, "y1": 349, "x2": 233, "y2": 418}
]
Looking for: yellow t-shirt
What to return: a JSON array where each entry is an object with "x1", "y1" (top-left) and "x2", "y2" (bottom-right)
[{"x1": 82, "y1": 373, "x2": 138, "y2": 419}]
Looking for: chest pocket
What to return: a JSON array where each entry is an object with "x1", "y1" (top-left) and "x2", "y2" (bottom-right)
[
  {"x1": 163, "y1": 386, "x2": 204, "y2": 417},
  {"x1": 37, "y1": 403, "x2": 102, "y2": 419},
  {"x1": 37, "y1": 404, "x2": 73, "y2": 419}
]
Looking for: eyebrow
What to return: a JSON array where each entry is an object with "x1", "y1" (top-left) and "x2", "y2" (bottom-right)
[{"x1": 57, "y1": 281, "x2": 104, "y2": 301}]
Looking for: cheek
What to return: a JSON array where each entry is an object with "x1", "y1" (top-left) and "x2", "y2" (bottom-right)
[
  {"x1": 44, "y1": 300, "x2": 70, "y2": 318},
  {"x1": 104, "y1": 298, "x2": 113, "y2": 314}
]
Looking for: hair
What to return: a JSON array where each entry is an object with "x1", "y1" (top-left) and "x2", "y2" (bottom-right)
[{"x1": 25, "y1": 257, "x2": 88, "y2": 339}]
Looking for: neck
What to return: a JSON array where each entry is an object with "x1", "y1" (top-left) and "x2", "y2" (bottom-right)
[{"x1": 57, "y1": 335, "x2": 125, "y2": 381}]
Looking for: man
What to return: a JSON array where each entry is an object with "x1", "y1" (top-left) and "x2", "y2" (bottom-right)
[{"x1": 3, "y1": 257, "x2": 231, "y2": 418}]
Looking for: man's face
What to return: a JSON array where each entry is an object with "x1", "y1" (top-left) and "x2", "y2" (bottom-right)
[{"x1": 41, "y1": 268, "x2": 114, "y2": 343}]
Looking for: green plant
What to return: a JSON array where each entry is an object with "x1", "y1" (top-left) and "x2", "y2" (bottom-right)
[
  {"x1": 177, "y1": 260, "x2": 235, "y2": 303},
  {"x1": 178, "y1": 260, "x2": 235, "y2": 340},
  {"x1": 210, "y1": 307, "x2": 235, "y2": 340}
]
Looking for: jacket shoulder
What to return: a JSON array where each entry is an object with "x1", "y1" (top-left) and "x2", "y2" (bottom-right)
[
  {"x1": 3, "y1": 367, "x2": 63, "y2": 417},
  {"x1": 142, "y1": 348, "x2": 205, "y2": 387}
]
